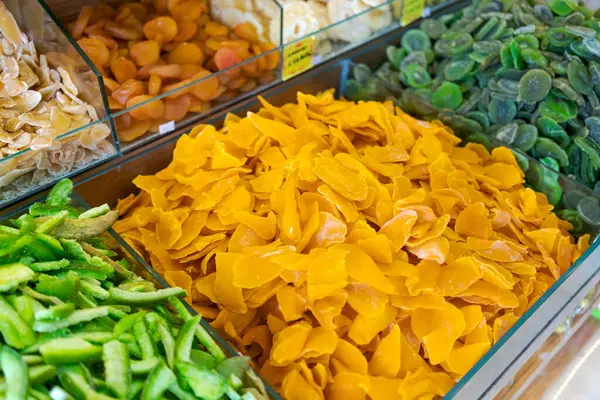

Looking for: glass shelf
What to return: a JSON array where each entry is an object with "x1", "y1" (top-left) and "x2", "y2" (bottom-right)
[{"x1": 66, "y1": 58, "x2": 600, "y2": 400}]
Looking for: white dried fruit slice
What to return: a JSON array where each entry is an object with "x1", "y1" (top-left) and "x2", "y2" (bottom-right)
[
  {"x1": 0, "y1": 1, "x2": 22, "y2": 51},
  {"x1": 361, "y1": 7, "x2": 392, "y2": 31},
  {"x1": 213, "y1": 7, "x2": 246, "y2": 28},
  {"x1": 327, "y1": 0, "x2": 372, "y2": 41},
  {"x1": 13, "y1": 90, "x2": 41, "y2": 113},
  {"x1": 281, "y1": 2, "x2": 320, "y2": 44},
  {"x1": 308, "y1": 0, "x2": 330, "y2": 28},
  {"x1": 254, "y1": 0, "x2": 281, "y2": 19}
]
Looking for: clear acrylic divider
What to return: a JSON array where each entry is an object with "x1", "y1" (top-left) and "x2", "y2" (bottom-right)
[
  {"x1": 0, "y1": 0, "x2": 117, "y2": 210},
  {"x1": 41, "y1": 0, "x2": 283, "y2": 151}
]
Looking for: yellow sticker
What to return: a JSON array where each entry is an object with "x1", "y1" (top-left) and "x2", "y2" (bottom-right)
[
  {"x1": 282, "y1": 36, "x2": 316, "y2": 81},
  {"x1": 401, "y1": 0, "x2": 425, "y2": 26}
]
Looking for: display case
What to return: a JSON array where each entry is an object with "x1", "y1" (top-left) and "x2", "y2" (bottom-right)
[
  {"x1": 42, "y1": 0, "x2": 284, "y2": 151},
  {"x1": 39, "y1": 0, "x2": 469, "y2": 153},
  {"x1": 0, "y1": 0, "x2": 118, "y2": 209},
  {"x1": 59, "y1": 57, "x2": 600, "y2": 400}
]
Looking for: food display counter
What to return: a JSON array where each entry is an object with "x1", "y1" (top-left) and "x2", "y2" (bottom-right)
[{"x1": 2, "y1": 0, "x2": 600, "y2": 398}]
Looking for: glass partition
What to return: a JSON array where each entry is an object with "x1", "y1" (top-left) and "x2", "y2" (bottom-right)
[{"x1": 0, "y1": 0, "x2": 117, "y2": 209}]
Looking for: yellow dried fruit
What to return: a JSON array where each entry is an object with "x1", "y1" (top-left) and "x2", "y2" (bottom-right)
[{"x1": 116, "y1": 92, "x2": 587, "y2": 399}]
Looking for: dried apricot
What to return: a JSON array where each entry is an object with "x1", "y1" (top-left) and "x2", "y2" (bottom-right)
[
  {"x1": 173, "y1": 20, "x2": 198, "y2": 42},
  {"x1": 112, "y1": 79, "x2": 144, "y2": 105},
  {"x1": 119, "y1": 119, "x2": 152, "y2": 142},
  {"x1": 130, "y1": 40, "x2": 161, "y2": 66},
  {"x1": 148, "y1": 64, "x2": 182, "y2": 79},
  {"x1": 189, "y1": 69, "x2": 220, "y2": 101},
  {"x1": 214, "y1": 47, "x2": 242, "y2": 71},
  {"x1": 104, "y1": 22, "x2": 143, "y2": 40},
  {"x1": 205, "y1": 21, "x2": 229, "y2": 37},
  {"x1": 170, "y1": 0, "x2": 205, "y2": 21},
  {"x1": 234, "y1": 22, "x2": 259, "y2": 43},
  {"x1": 71, "y1": 6, "x2": 94, "y2": 40},
  {"x1": 148, "y1": 75, "x2": 162, "y2": 96},
  {"x1": 126, "y1": 95, "x2": 165, "y2": 120},
  {"x1": 167, "y1": 42, "x2": 204, "y2": 64},
  {"x1": 77, "y1": 38, "x2": 110, "y2": 67},
  {"x1": 164, "y1": 94, "x2": 191, "y2": 121},
  {"x1": 110, "y1": 56, "x2": 138, "y2": 83},
  {"x1": 143, "y1": 16, "x2": 178, "y2": 42}
]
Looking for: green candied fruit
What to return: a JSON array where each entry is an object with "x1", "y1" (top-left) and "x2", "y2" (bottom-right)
[
  {"x1": 431, "y1": 82, "x2": 463, "y2": 110},
  {"x1": 405, "y1": 64, "x2": 432, "y2": 88},
  {"x1": 518, "y1": 69, "x2": 552, "y2": 104},
  {"x1": 401, "y1": 29, "x2": 432, "y2": 53}
]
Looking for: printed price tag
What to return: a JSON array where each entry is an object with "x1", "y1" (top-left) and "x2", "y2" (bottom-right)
[
  {"x1": 401, "y1": 0, "x2": 425, "y2": 26},
  {"x1": 282, "y1": 36, "x2": 316, "y2": 81}
]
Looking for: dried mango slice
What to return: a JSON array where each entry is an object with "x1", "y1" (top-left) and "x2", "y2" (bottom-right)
[
  {"x1": 443, "y1": 342, "x2": 490, "y2": 375},
  {"x1": 313, "y1": 157, "x2": 369, "y2": 201},
  {"x1": 455, "y1": 202, "x2": 491, "y2": 240},
  {"x1": 282, "y1": 369, "x2": 325, "y2": 400},
  {"x1": 332, "y1": 339, "x2": 368, "y2": 375},
  {"x1": 307, "y1": 249, "x2": 348, "y2": 300},
  {"x1": 411, "y1": 303, "x2": 465, "y2": 365},
  {"x1": 346, "y1": 283, "x2": 389, "y2": 319},
  {"x1": 270, "y1": 322, "x2": 312, "y2": 366},
  {"x1": 398, "y1": 368, "x2": 454, "y2": 400},
  {"x1": 214, "y1": 253, "x2": 247, "y2": 314},
  {"x1": 302, "y1": 327, "x2": 339, "y2": 358},
  {"x1": 348, "y1": 304, "x2": 397, "y2": 345},
  {"x1": 276, "y1": 285, "x2": 307, "y2": 322},
  {"x1": 325, "y1": 371, "x2": 370, "y2": 400},
  {"x1": 368, "y1": 324, "x2": 401, "y2": 378}
]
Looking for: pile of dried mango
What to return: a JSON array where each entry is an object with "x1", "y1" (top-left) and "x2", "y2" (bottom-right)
[{"x1": 115, "y1": 91, "x2": 590, "y2": 399}]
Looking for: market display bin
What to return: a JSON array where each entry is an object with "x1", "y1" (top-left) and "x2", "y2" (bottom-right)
[
  {"x1": 0, "y1": 0, "x2": 118, "y2": 209},
  {"x1": 0, "y1": 190, "x2": 282, "y2": 400},
  {"x1": 41, "y1": 0, "x2": 283, "y2": 151},
  {"x1": 69, "y1": 58, "x2": 600, "y2": 399}
]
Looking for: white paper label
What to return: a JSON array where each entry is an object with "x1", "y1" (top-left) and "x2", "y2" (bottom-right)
[{"x1": 159, "y1": 121, "x2": 175, "y2": 135}]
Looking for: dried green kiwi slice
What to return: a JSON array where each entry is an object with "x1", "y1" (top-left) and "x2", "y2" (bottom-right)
[
  {"x1": 405, "y1": 64, "x2": 432, "y2": 88},
  {"x1": 420, "y1": 18, "x2": 447, "y2": 40},
  {"x1": 402, "y1": 29, "x2": 432, "y2": 53},
  {"x1": 532, "y1": 137, "x2": 570, "y2": 167},
  {"x1": 585, "y1": 116, "x2": 600, "y2": 144},
  {"x1": 517, "y1": 69, "x2": 552, "y2": 104},
  {"x1": 567, "y1": 59, "x2": 593, "y2": 95},
  {"x1": 577, "y1": 196, "x2": 600, "y2": 225},
  {"x1": 431, "y1": 82, "x2": 463, "y2": 110},
  {"x1": 513, "y1": 124, "x2": 539, "y2": 151},
  {"x1": 493, "y1": 123, "x2": 518, "y2": 144},
  {"x1": 538, "y1": 95, "x2": 577, "y2": 123},
  {"x1": 444, "y1": 58, "x2": 475, "y2": 81},
  {"x1": 538, "y1": 116, "x2": 571, "y2": 148},
  {"x1": 488, "y1": 98, "x2": 517, "y2": 124}
]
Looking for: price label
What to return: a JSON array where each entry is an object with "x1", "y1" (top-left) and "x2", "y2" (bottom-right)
[
  {"x1": 401, "y1": 0, "x2": 425, "y2": 26},
  {"x1": 282, "y1": 36, "x2": 316, "y2": 81},
  {"x1": 159, "y1": 120, "x2": 175, "y2": 135}
]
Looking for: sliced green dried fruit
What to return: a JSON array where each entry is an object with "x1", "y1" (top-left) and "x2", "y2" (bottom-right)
[
  {"x1": 513, "y1": 124, "x2": 539, "y2": 151},
  {"x1": 517, "y1": 69, "x2": 552, "y2": 104},
  {"x1": 538, "y1": 95, "x2": 577, "y2": 123},
  {"x1": 431, "y1": 82, "x2": 463, "y2": 110},
  {"x1": 532, "y1": 137, "x2": 570, "y2": 167},
  {"x1": 548, "y1": 0, "x2": 577, "y2": 17},
  {"x1": 420, "y1": 19, "x2": 447, "y2": 40},
  {"x1": 444, "y1": 59, "x2": 475, "y2": 81},
  {"x1": 511, "y1": 149, "x2": 530, "y2": 171},
  {"x1": 585, "y1": 116, "x2": 600, "y2": 144},
  {"x1": 577, "y1": 196, "x2": 600, "y2": 225},
  {"x1": 405, "y1": 64, "x2": 431, "y2": 88},
  {"x1": 465, "y1": 110, "x2": 490, "y2": 129},
  {"x1": 488, "y1": 98, "x2": 516, "y2": 124},
  {"x1": 538, "y1": 116, "x2": 570, "y2": 148},
  {"x1": 402, "y1": 29, "x2": 431, "y2": 53},
  {"x1": 568, "y1": 59, "x2": 593, "y2": 95},
  {"x1": 493, "y1": 123, "x2": 518, "y2": 144}
]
